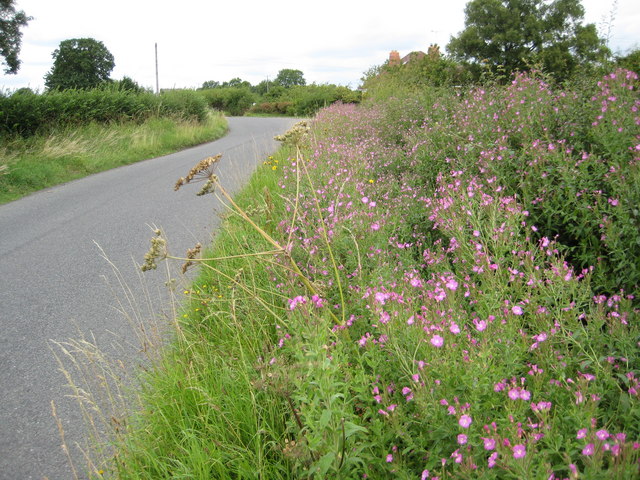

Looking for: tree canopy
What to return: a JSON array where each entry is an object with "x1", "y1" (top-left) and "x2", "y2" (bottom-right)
[
  {"x1": 0, "y1": 0, "x2": 32, "y2": 74},
  {"x1": 274, "y1": 69, "x2": 306, "y2": 88},
  {"x1": 447, "y1": 0, "x2": 610, "y2": 79},
  {"x1": 44, "y1": 38, "x2": 115, "y2": 90}
]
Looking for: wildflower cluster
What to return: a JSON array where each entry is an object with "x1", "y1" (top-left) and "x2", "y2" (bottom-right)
[
  {"x1": 134, "y1": 70, "x2": 639, "y2": 479},
  {"x1": 260, "y1": 71, "x2": 639, "y2": 478}
]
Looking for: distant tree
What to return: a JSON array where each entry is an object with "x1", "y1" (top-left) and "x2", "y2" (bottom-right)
[
  {"x1": 201, "y1": 80, "x2": 221, "y2": 89},
  {"x1": 447, "y1": 0, "x2": 610, "y2": 80},
  {"x1": 254, "y1": 79, "x2": 271, "y2": 96},
  {"x1": 113, "y1": 76, "x2": 146, "y2": 93},
  {"x1": 222, "y1": 77, "x2": 251, "y2": 89},
  {"x1": 274, "y1": 69, "x2": 306, "y2": 88},
  {"x1": 616, "y1": 48, "x2": 640, "y2": 74},
  {"x1": 44, "y1": 38, "x2": 115, "y2": 90},
  {"x1": 0, "y1": 0, "x2": 32, "y2": 74},
  {"x1": 11, "y1": 86, "x2": 34, "y2": 96}
]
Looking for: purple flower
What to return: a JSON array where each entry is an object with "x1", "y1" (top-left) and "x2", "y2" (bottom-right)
[
  {"x1": 459, "y1": 414, "x2": 472, "y2": 428},
  {"x1": 457, "y1": 434, "x2": 468, "y2": 445},
  {"x1": 512, "y1": 444, "x2": 526, "y2": 459},
  {"x1": 488, "y1": 451, "x2": 498, "y2": 468},
  {"x1": 512, "y1": 305, "x2": 524, "y2": 315},
  {"x1": 386, "y1": 453, "x2": 393, "y2": 463},
  {"x1": 576, "y1": 428, "x2": 588, "y2": 439},
  {"x1": 508, "y1": 388, "x2": 520, "y2": 400},
  {"x1": 483, "y1": 437, "x2": 496, "y2": 450},
  {"x1": 431, "y1": 334, "x2": 444, "y2": 348},
  {"x1": 582, "y1": 443, "x2": 595, "y2": 456},
  {"x1": 596, "y1": 429, "x2": 609, "y2": 441},
  {"x1": 445, "y1": 278, "x2": 458, "y2": 291}
]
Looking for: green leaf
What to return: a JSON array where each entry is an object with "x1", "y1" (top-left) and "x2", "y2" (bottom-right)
[
  {"x1": 343, "y1": 421, "x2": 368, "y2": 439},
  {"x1": 316, "y1": 451, "x2": 336, "y2": 476},
  {"x1": 318, "y1": 409, "x2": 332, "y2": 430}
]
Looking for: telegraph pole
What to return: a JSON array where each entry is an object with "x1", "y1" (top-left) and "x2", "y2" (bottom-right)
[{"x1": 155, "y1": 43, "x2": 159, "y2": 94}]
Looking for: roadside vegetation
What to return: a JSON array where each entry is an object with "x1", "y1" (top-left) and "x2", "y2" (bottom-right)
[
  {"x1": 33, "y1": 0, "x2": 640, "y2": 478},
  {"x1": 62, "y1": 66, "x2": 640, "y2": 480},
  {"x1": 0, "y1": 86, "x2": 227, "y2": 204}
]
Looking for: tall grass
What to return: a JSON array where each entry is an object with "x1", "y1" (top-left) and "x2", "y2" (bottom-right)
[
  {"x1": 59, "y1": 70, "x2": 639, "y2": 479},
  {"x1": 0, "y1": 112, "x2": 227, "y2": 204}
]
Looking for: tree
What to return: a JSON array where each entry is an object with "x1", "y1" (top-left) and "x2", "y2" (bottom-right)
[
  {"x1": 201, "y1": 80, "x2": 221, "y2": 89},
  {"x1": 222, "y1": 77, "x2": 251, "y2": 89},
  {"x1": 0, "y1": 0, "x2": 32, "y2": 74},
  {"x1": 274, "y1": 69, "x2": 306, "y2": 88},
  {"x1": 616, "y1": 48, "x2": 640, "y2": 74},
  {"x1": 44, "y1": 38, "x2": 115, "y2": 90},
  {"x1": 447, "y1": 0, "x2": 609, "y2": 80}
]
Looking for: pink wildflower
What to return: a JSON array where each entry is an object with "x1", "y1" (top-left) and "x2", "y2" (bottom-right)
[
  {"x1": 488, "y1": 451, "x2": 498, "y2": 468},
  {"x1": 459, "y1": 414, "x2": 472, "y2": 428},
  {"x1": 512, "y1": 444, "x2": 527, "y2": 459},
  {"x1": 288, "y1": 295, "x2": 306, "y2": 310},
  {"x1": 508, "y1": 388, "x2": 520, "y2": 400},
  {"x1": 431, "y1": 334, "x2": 444, "y2": 348},
  {"x1": 483, "y1": 437, "x2": 496, "y2": 450},
  {"x1": 582, "y1": 443, "x2": 595, "y2": 456},
  {"x1": 445, "y1": 278, "x2": 458, "y2": 291},
  {"x1": 457, "y1": 434, "x2": 468, "y2": 445},
  {"x1": 386, "y1": 453, "x2": 393, "y2": 463},
  {"x1": 512, "y1": 305, "x2": 524, "y2": 315}
]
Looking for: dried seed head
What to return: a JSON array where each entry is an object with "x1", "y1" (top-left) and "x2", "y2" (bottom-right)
[
  {"x1": 175, "y1": 154, "x2": 222, "y2": 192},
  {"x1": 181, "y1": 243, "x2": 202, "y2": 274},
  {"x1": 274, "y1": 121, "x2": 311, "y2": 147},
  {"x1": 196, "y1": 175, "x2": 217, "y2": 196},
  {"x1": 141, "y1": 229, "x2": 167, "y2": 271}
]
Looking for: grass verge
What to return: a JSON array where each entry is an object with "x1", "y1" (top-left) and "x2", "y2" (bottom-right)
[{"x1": 0, "y1": 111, "x2": 227, "y2": 205}]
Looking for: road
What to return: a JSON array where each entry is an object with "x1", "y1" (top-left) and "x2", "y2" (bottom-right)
[{"x1": 0, "y1": 117, "x2": 298, "y2": 480}]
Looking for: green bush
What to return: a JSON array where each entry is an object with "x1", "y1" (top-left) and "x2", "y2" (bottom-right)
[
  {"x1": 0, "y1": 88, "x2": 158, "y2": 136},
  {"x1": 158, "y1": 89, "x2": 208, "y2": 122},
  {"x1": 0, "y1": 88, "x2": 212, "y2": 137},
  {"x1": 200, "y1": 87, "x2": 256, "y2": 116},
  {"x1": 248, "y1": 101, "x2": 293, "y2": 115}
]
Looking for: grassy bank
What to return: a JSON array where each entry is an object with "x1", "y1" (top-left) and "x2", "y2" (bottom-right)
[
  {"x1": 0, "y1": 112, "x2": 227, "y2": 204},
  {"x1": 65, "y1": 69, "x2": 639, "y2": 479}
]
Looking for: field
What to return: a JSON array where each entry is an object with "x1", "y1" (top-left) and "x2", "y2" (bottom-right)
[{"x1": 61, "y1": 69, "x2": 639, "y2": 479}]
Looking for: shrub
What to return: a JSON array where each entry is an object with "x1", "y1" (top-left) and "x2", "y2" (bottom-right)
[
  {"x1": 158, "y1": 89, "x2": 208, "y2": 122},
  {"x1": 200, "y1": 87, "x2": 255, "y2": 116}
]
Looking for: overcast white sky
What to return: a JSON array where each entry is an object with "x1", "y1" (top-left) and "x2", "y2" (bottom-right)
[{"x1": 2, "y1": 0, "x2": 638, "y2": 92}]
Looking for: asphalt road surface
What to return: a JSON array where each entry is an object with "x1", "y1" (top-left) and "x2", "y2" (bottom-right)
[{"x1": 0, "y1": 117, "x2": 298, "y2": 480}]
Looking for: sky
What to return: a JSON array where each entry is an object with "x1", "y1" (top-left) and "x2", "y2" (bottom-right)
[{"x1": 2, "y1": 0, "x2": 639, "y2": 93}]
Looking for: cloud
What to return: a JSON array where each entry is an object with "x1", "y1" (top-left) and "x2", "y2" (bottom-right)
[{"x1": 3, "y1": 0, "x2": 639, "y2": 92}]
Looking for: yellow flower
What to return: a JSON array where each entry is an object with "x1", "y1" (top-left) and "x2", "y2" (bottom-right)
[
  {"x1": 369, "y1": 179, "x2": 375, "y2": 184},
  {"x1": 272, "y1": 166, "x2": 277, "y2": 171}
]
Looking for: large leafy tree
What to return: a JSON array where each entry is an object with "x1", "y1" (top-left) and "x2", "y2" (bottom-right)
[
  {"x1": 447, "y1": 0, "x2": 609, "y2": 79},
  {"x1": 0, "y1": 0, "x2": 32, "y2": 74},
  {"x1": 44, "y1": 38, "x2": 115, "y2": 90},
  {"x1": 274, "y1": 69, "x2": 306, "y2": 88}
]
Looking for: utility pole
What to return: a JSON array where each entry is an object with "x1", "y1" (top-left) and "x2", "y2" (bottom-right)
[{"x1": 155, "y1": 43, "x2": 159, "y2": 94}]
